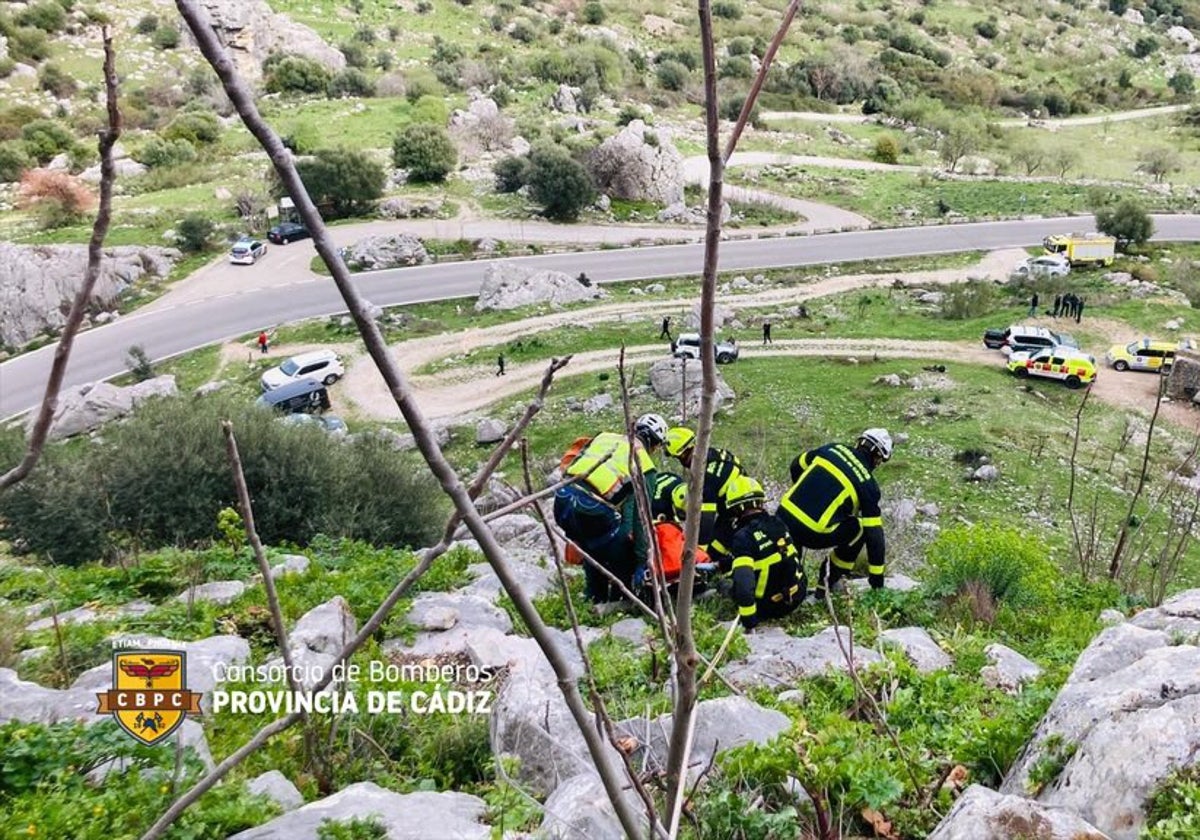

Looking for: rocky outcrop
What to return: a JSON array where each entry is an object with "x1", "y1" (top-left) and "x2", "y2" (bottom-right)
[
  {"x1": 377, "y1": 197, "x2": 446, "y2": 219},
  {"x1": 192, "y1": 0, "x2": 345, "y2": 83},
  {"x1": 929, "y1": 785, "x2": 1110, "y2": 840},
  {"x1": 247, "y1": 770, "x2": 305, "y2": 812},
  {"x1": 343, "y1": 234, "x2": 429, "y2": 272},
  {"x1": 40, "y1": 376, "x2": 179, "y2": 441},
  {"x1": 175, "y1": 580, "x2": 247, "y2": 606},
  {"x1": 588, "y1": 120, "x2": 685, "y2": 206},
  {"x1": 981, "y1": 643, "x2": 1042, "y2": 693},
  {"x1": 648, "y1": 357, "x2": 735, "y2": 415},
  {"x1": 880, "y1": 627, "x2": 953, "y2": 673},
  {"x1": 228, "y1": 783, "x2": 489, "y2": 839},
  {"x1": 475, "y1": 263, "x2": 607, "y2": 311},
  {"x1": 724, "y1": 626, "x2": 881, "y2": 689},
  {"x1": 1000, "y1": 590, "x2": 1200, "y2": 839},
  {"x1": 266, "y1": 597, "x2": 356, "y2": 689},
  {"x1": 0, "y1": 244, "x2": 178, "y2": 347}
]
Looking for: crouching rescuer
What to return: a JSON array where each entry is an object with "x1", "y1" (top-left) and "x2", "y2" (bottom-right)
[
  {"x1": 722, "y1": 476, "x2": 807, "y2": 630},
  {"x1": 776, "y1": 428, "x2": 893, "y2": 598},
  {"x1": 554, "y1": 414, "x2": 667, "y2": 603}
]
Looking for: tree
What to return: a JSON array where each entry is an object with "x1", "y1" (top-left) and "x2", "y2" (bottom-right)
[
  {"x1": 526, "y1": 145, "x2": 595, "y2": 221},
  {"x1": 493, "y1": 155, "x2": 529, "y2": 192},
  {"x1": 1168, "y1": 71, "x2": 1195, "y2": 99},
  {"x1": 1009, "y1": 136, "x2": 1046, "y2": 175},
  {"x1": 0, "y1": 141, "x2": 31, "y2": 182},
  {"x1": 294, "y1": 147, "x2": 385, "y2": 217},
  {"x1": 175, "y1": 213, "x2": 214, "y2": 252},
  {"x1": 1048, "y1": 146, "x2": 1081, "y2": 179},
  {"x1": 1137, "y1": 146, "x2": 1182, "y2": 183},
  {"x1": 16, "y1": 169, "x2": 96, "y2": 229},
  {"x1": 392, "y1": 124, "x2": 457, "y2": 182},
  {"x1": 21, "y1": 119, "x2": 74, "y2": 164},
  {"x1": 938, "y1": 120, "x2": 983, "y2": 173},
  {"x1": 263, "y1": 54, "x2": 331, "y2": 95},
  {"x1": 1095, "y1": 199, "x2": 1154, "y2": 246}
]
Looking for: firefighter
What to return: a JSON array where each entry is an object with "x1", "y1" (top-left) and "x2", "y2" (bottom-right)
[
  {"x1": 721, "y1": 476, "x2": 807, "y2": 630},
  {"x1": 554, "y1": 413, "x2": 667, "y2": 603},
  {"x1": 776, "y1": 428, "x2": 893, "y2": 598},
  {"x1": 662, "y1": 426, "x2": 744, "y2": 547},
  {"x1": 650, "y1": 472, "x2": 687, "y2": 522}
]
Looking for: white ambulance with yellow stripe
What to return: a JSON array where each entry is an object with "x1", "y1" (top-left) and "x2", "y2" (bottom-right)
[{"x1": 1007, "y1": 346, "x2": 1097, "y2": 388}]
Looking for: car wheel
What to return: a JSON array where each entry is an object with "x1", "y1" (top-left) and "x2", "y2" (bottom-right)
[
  {"x1": 323, "y1": 373, "x2": 340, "y2": 386},
  {"x1": 1113, "y1": 360, "x2": 1129, "y2": 372},
  {"x1": 1065, "y1": 375, "x2": 1082, "y2": 389},
  {"x1": 1163, "y1": 364, "x2": 1173, "y2": 374},
  {"x1": 716, "y1": 353, "x2": 732, "y2": 364},
  {"x1": 1013, "y1": 367, "x2": 1029, "y2": 378}
]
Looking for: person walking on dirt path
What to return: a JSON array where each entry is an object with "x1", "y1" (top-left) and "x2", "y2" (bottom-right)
[
  {"x1": 763, "y1": 320, "x2": 773, "y2": 345},
  {"x1": 1029, "y1": 292, "x2": 1039, "y2": 317},
  {"x1": 496, "y1": 354, "x2": 506, "y2": 376},
  {"x1": 257, "y1": 330, "x2": 270, "y2": 354},
  {"x1": 660, "y1": 317, "x2": 672, "y2": 341},
  {"x1": 1053, "y1": 294, "x2": 1062, "y2": 318},
  {"x1": 1075, "y1": 298, "x2": 1085, "y2": 324}
]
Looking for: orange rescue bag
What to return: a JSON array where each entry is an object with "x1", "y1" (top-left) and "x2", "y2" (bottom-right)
[{"x1": 652, "y1": 521, "x2": 710, "y2": 582}]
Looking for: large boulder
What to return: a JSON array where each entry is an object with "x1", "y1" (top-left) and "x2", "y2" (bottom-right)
[
  {"x1": 192, "y1": 0, "x2": 346, "y2": 83},
  {"x1": 928, "y1": 785, "x2": 1110, "y2": 840},
  {"x1": 40, "y1": 376, "x2": 179, "y2": 441},
  {"x1": 265, "y1": 597, "x2": 356, "y2": 689},
  {"x1": 247, "y1": 770, "x2": 305, "y2": 813},
  {"x1": 538, "y1": 772, "x2": 635, "y2": 840},
  {"x1": 1000, "y1": 590, "x2": 1200, "y2": 839},
  {"x1": 227, "y1": 782, "x2": 489, "y2": 839},
  {"x1": 0, "y1": 243, "x2": 179, "y2": 347},
  {"x1": 343, "y1": 234, "x2": 429, "y2": 272},
  {"x1": 724, "y1": 626, "x2": 881, "y2": 689},
  {"x1": 587, "y1": 120, "x2": 685, "y2": 206},
  {"x1": 475, "y1": 263, "x2": 607, "y2": 311},
  {"x1": 647, "y1": 357, "x2": 735, "y2": 415}
]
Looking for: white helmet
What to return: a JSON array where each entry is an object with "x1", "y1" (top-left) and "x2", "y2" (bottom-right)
[
  {"x1": 858, "y1": 428, "x2": 893, "y2": 462},
  {"x1": 634, "y1": 413, "x2": 668, "y2": 446}
]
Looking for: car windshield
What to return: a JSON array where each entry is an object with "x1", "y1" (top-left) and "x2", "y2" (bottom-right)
[
  {"x1": 279, "y1": 359, "x2": 300, "y2": 376},
  {"x1": 1127, "y1": 341, "x2": 1139, "y2": 354},
  {"x1": 232, "y1": 245, "x2": 249, "y2": 254}
]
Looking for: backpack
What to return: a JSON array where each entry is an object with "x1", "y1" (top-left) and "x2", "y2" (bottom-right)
[
  {"x1": 559, "y1": 436, "x2": 593, "y2": 472},
  {"x1": 652, "y1": 521, "x2": 712, "y2": 582}
]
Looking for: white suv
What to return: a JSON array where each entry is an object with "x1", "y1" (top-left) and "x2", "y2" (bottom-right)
[
  {"x1": 260, "y1": 350, "x2": 345, "y2": 391},
  {"x1": 672, "y1": 333, "x2": 740, "y2": 364},
  {"x1": 1012, "y1": 255, "x2": 1070, "y2": 278}
]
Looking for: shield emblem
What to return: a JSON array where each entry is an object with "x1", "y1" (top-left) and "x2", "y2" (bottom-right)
[{"x1": 96, "y1": 650, "x2": 201, "y2": 745}]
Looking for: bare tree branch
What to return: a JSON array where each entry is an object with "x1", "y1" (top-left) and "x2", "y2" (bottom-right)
[
  {"x1": 0, "y1": 28, "x2": 121, "y2": 491},
  {"x1": 722, "y1": 0, "x2": 802, "y2": 162},
  {"x1": 1109, "y1": 374, "x2": 1166, "y2": 579}
]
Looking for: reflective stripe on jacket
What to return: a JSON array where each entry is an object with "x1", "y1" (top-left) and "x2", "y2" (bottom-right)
[{"x1": 566, "y1": 432, "x2": 657, "y2": 500}]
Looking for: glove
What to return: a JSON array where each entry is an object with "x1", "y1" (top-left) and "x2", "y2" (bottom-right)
[
  {"x1": 739, "y1": 614, "x2": 758, "y2": 632},
  {"x1": 868, "y1": 573, "x2": 885, "y2": 590}
]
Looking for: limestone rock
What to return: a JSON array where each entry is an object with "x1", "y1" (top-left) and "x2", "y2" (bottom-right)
[
  {"x1": 582, "y1": 393, "x2": 614, "y2": 413},
  {"x1": 475, "y1": 262, "x2": 607, "y2": 311},
  {"x1": 972, "y1": 464, "x2": 1000, "y2": 482},
  {"x1": 475, "y1": 417, "x2": 507, "y2": 444},
  {"x1": 549, "y1": 84, "x2": 580, "y2": 114},
  {"x1": 26, "y1": 605, "x2": 98, "y2": 632},
  {"x1": 80, "y1": 157, "x2": 148, "y2": 183},
  {"x1": 0, "y1": 243, "x2": 178, "y2": 347},
  {"x1": 880, "y1": 627, "x2": 952, "y2": 673},
  {"x1": 192, "y1": 0, "x2": 346, "y2": 84},
  {"x1": 265, "y1": 597, "x2": 356, "y2": 689},
  {"x1": 270, "y1": 554, "x2": 311, "y2": 579},
  {"x1": 928, "y1": 785, "x2": 1111, "y2": 840},
  {"x1": 376, "y1": 197, "x2": 445, "y2": 219},
  {"x1": 609, "y1": 617, "x2": 649, "y2": 645},
  {"x1": 1001, "y1": 596, "x2": 1200, "y2": 839},
  {"x1": 405, "y1": 592, "x2": 512, "y2": 633},
  {"x1": 0, "y1": 668, "x2": 99, "y2": 724},
  {"x1": 227, "y1": 783, "x2": 488, "y2": 840},
  {"x1": 247, "y1": 770, "x2": 304, "y2": 812},
  {"x1": 39, "y1": 376, "x2": 178, "y2": 441},
  {"x1": 981, "y1": 643, "x2": 1042, "y2": 693},
  {"x1": 175, "y1": 580, "x2": 247, "y2": 606},
  {"x1": 724, "y1": 626, "x2": 881, "y2": 688},
  {"x1": 538, "y1": 772, "x2": 629, "y2": 840},
  {"x1": 685, "y1": 301, "x2": 736, "y2": 330},
  {"x1": 587, "y1": 120, "x2": 685, "y2": 206},
  {"x1": 648, "y1": 357, "x2": 735, "y2": 415},
  {"x1": 343, "y1": 234, "x2": 428, "y2": 271},
  {"x1": 460, "y1": 555, "x2": 556, "y2": 603}
]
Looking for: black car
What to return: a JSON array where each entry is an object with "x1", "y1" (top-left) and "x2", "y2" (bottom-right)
[{"x1": 267, "y1": 221, "x2": 310, "y2": 244}]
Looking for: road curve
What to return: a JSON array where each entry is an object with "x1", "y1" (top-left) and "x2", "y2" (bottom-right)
[{"x1": 3, "y1": 214, "x2": 1197, "y2": 419}]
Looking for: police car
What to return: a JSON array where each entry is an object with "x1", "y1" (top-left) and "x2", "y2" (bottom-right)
[{"x1": 1006, "y1": 346, "x2": 1097, "y2": 388}]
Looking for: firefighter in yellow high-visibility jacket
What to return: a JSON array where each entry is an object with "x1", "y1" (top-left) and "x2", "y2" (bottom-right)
[
  {"x1": 554, "y1": 414, "x2": 666, "y2": 603},
  {"x1": 776, "y1": 429, "x2": 893, "y2": 598}
]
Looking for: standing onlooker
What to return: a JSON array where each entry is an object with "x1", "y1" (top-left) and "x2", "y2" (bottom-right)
[
  {"x1": 257, "y1": 330, "x2": 270, "y2": 354},
  {"x1": 1075, "y1": 298, "x2": 1085, "y2": 324},
  {"x1": 496, "y1": 354, "x2": 506, "y2": 376},
  {"x1": 1029, "y1": 292, "x2": 1039, "y2": 317},
  {"x1": 1052, "y1": 294, "x2": 1062, "y2": 318},
  {"x1": 660, "y1": 316, "x2": 672, "y2": 340},
  {"x1": 762, "y1": 319, "x2": 773, "y2": 345}
]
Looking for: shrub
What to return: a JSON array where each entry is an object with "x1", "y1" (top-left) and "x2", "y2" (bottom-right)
[
  {"x1": 719, "y1": 94, "x2": 759, "y2": 124},
  {"x1": 152, "y1": 25, "x2": 180, "y2": 50},
  {"x1": 872, "y1": 135, "x2": 900, "y2": 164},
  {"x1": 402, "y1": 68, "x2": 445, "y2": 103},
  {"x1": 0, "y1": 141, "x2": 31, "y2": 182},
  {"x1": 581, "y1": 1, "x2": 605, "y2": 23},
  {"x1": 655, "y1": 60, "x2": 689, "y2": 92},
  {"x1": 16, "y1": 169, "x2": 95, "y2": 229},
  {"x1": 1095, "y1": 199, "x2": 1154, "y2": 246},
  {"x1": 134, "y1": 135, "x2": 196, "y2": 169},
  {"x1": 329, "y1": 68, "x2": 376, "y2": 98},
  {"x1": 0, "y1": 58, "x2": 13, "y2": 78},
  {"x1": 392, "y1": 123, "x2": 457, "y2": 182},
  {"x1": 294, "y1": 147, "x2": 386, "y2": 218},
  {"x1": 340, "y1": 41, "x2": 370, "y2": 69},
  {"x1": 616, "y1": 104, "x2": 646, "y2": 126},
  {"x1": 38, "y1": 64, "x2": 77, "y2": 98},
  {"x1": 493, "y1": 154, "x2": 530, "y2": 192},
  {"x1": 974, "y1": 18, "x2": 998, "y2": 38},
  {"x1": 926, "y1": 524, "x2": 1055, "y2": 611},
  {"x1": 135, "y1": 13, "x2": 159, "y2": 34},
  {"x1": 16, "y1": 1, "x2": 66, "y2": 32},
  {"x1": 1133, "y1": 35, "x2": 1159, "y2": 58},
  {"x1": 526, "y1": 144, "x2": 594, "y2": 220},
  {"x1": 264, "y1": 54, "x2": 332, "y2": 95},
  {"x1": 175, "y1": 212, "x2": 214, "y2": 252},
  {"x1": 720, "y1": 55, "x2": 753, "y2": 80},
  {"x1": 162, "y1": 111, "x2": 221, "y2": 145},
  {"x1": 1169, "y1": 71, "x2": 1195, "y2": 98},
  {"x1": 712, "y1": 0, "x2": 742, "y2": 18},
  {"x1": 21, "y1": 119, "x2": 74, "y2": 164},
  {"x1": 7, "y1": 27, "x2": 51, "y2": 64},
  {"x1": 125, "y1": 345, "x2": 155, "y2": 382},
  {"x1": 938, "y1": 278, "x2": 997, "y2": 319}
]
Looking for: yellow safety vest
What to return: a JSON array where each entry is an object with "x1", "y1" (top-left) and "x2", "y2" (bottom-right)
[{"x1": 566, "y1": 432, "x2": 656, "y2": 499}]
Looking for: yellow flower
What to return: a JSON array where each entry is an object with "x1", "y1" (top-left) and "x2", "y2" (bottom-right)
[
  {"x1": 160, "y1": 784, "x2": 169, "y2": 794},
  {"x1": 26, "y1": 825, "x2": 36, "y2": 836}
]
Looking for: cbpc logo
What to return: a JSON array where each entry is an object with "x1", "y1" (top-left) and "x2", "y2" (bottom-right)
[{"x1": 95, "y1": 650, "x2": 203, "y2": 745}]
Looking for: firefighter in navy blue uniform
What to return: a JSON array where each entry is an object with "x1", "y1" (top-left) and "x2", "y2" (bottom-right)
[
  {"x1": 662, "y1": 427, "x2": 744, "y2": 547},
  {"x1": 776, "y1": 428, "x2": 893, "y2": 598},
  {"x1": 554, "y1": 413, "x2": 667, "y2": 603},
  {"x1": 650, "y1": 472, "x2": 687, "y2": 522},
  {"x1": 722, "y1": 476, "x2": 807, "y2": 630}
]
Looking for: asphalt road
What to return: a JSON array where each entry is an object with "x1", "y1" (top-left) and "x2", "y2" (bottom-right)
[{"x1": 3, "y1": 214, "x2": 1198, "y2": 419}]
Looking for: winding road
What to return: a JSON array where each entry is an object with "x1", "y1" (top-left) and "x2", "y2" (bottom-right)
[{"x1": 3, "y1": 214, "x2": 1199, "y2": 419}]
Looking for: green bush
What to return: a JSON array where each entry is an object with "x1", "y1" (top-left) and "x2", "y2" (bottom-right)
[
  {"x1": 938, "y1": 278, "x2": 997, "y2": 319},
  {"x1": 409, "y1": 94, "x2": 450, "y2": 125},
  {"x1": 340, "y1": 40, "x2": 370, "y2": 69},
  {"x1": 16, "y1": 1, "x2": 66, "y2": 32},
  {"x1": 526, "y1": 144, "x2": 594, "y2": 221},
  {"x1": 152, "y1": 25, "x2": 180, "y2": 50},
  {"x1": 392, "y1": 123, "x2": 457, "y2": 182},
  {"x1": 0, "y1": 140, "x2": 31, "y2": 182},
  {"x1": 493, "y1": 154, "x2": 530, "y2": 192},
  {"x1": 1095, "y1": 198, "x2": 1154, "y2": 246},
  {"x1": 0, "y1": 105, "x2": 46, "y2": 142},
  {"x1": 134, "y1": 135, "x2": 196, "y2": 169},
  {"x1": 873, "y1": 135, "x2": 901, "y2": 164},
  {"x1": 135, "y1": 13, "x2": 159, "y2": 34},
  {"x1": 581, "y1": 1, "x2": 605, "y2": 23},
  {"x1": 264, "y1": 53, "x2": 332, "y2": 95},
  {"x1": 402, "y1": 68, "x2": 445, "y2": 103},
  {"x1": 712, "y1": 0, "x2": 742, "y2": 18},
  {"x1": 21, "y1": 119, "x2": 74, "y2": 164},
  {"x1": 1133, "y1": 35, "x2": 1159, "y2": 58},
  {"x1": 7, "y1": 26, "x2": 51, "y2": 64},
  {"x1": 719, "y1": 94, "x2": 759, "y2": 125},
  {"x1": 529, "y1": 43, "x2": 625, "y2": 91},
  {"x1": 162, "y1": 111, "x2": 221, "y2": 145},
  {"x1": 720, "y1": 55, "x2": 753, "y2": 80},
  {"x1": 329, "y1": 68, "x2": 376, "y2": 98},
  {"x1": 974, "y1": 18, "x2": 998, "y2": 38},
  {"x1": 175, "y1": 212, "x2": 214, "y2": 252},
  {"x1": 655, "y1": 59, "x2": 689, "y2": 92},
  {"x1": 294, "y1": 147, "x2": 385, "y2": 218},
  {"x1": 926, "y1": 523, "x2": 1055, "y2": 609},
  {"x1": 38, "y1": 63, "x2": 77, "y2": 98},
  {"x1": 0, "y1": 58, "x2": 13, "y2": 78},
  {"x1": 1144, "y1": 766, "x2": 1200, "y2": 840}
]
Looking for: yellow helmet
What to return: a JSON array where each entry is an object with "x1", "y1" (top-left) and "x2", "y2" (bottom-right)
[
  {"x1": 726, "y1": 475, "x2": 765, "y2": 510},
  {"x1": 665, "y1": 427, "x2": 696, "y2": 458},
  {"x1": 671, "y1": 481, "x2": 689, "y2": 517}
]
